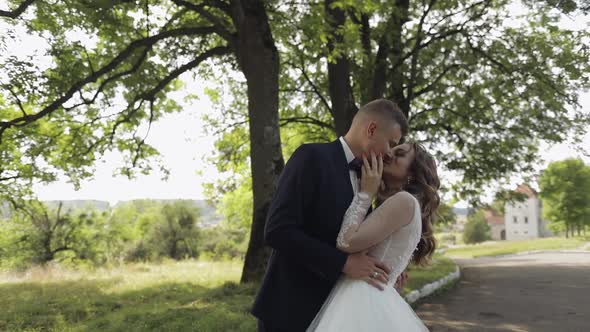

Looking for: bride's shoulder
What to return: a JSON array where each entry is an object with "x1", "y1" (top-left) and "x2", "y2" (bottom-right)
[
  {"x1": 389, "y1": 191, "x2": 417, "y2": 202},
  {"x1": 378, "y1": 191, "x2": 418, "y2": 227},
  {"x1": 382, "y1": 191, "x2": 417, "y2": 210}
]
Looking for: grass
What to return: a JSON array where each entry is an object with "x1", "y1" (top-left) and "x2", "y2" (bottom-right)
[
  {"x1": 0, "y1": 260, "x2": 257, "y2": 332},
  {"x1": 0, "y1": 257, "x2": 458, "y2": 332},
  {"x1": 402, "y1": 254, "x2": 457, "y2": 295},
  {"x1": 443, "y1": 236, "x2": 589, "y2": 259}
]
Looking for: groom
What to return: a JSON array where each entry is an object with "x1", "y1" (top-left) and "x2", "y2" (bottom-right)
[{"x1": 252, "y1": 99, "x2": 409, "y2": 332}]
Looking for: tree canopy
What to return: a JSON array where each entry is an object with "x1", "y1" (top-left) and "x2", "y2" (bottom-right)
[
  {"x1": 1, "y1": 0, "x2": 589, "y2": 281},
  {"x1": 539, "y1": 158, "x2": 590, "y2": 237}
]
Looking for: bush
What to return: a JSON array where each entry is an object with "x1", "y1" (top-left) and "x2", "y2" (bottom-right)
[
  {"x1": 198, "y1": 226, "x2": 248, "y2": 260},
  {"x1": 463, "y1": 211, "x2": 491, "y2": 244}
]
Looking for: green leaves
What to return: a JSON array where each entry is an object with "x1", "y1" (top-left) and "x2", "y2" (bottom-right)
[
  {"x1": 463, "y1": 210, "x2": 492, "y2": 244},
  {"x1": 539, "y1": 158, "x2": 590, "y2": 236},
  {"x1": 0, "y1": 1, "x2": 232, "y2": 202}
]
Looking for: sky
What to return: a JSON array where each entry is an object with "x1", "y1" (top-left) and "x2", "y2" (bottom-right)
[{"x1": 1, "y1": 1, "x2": 589, "y2": 206}]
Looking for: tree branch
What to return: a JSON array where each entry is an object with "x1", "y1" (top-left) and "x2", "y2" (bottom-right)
[
  {"x1": 0, "y1": 0, "x2": 35, "y2": 19},
  {"x1": 279, "y1": 115, "x2": 335, "y2": 131},
  {"x1": 108, "y1": 45, "x2": 231, "y2": 165},
  {"x1": 294, "y1": 61, "x2": 333, "y2": 115},
  {"x1": 407, "y1": 0, "x2": 437, "y2": 102},
  {"x1": 0, "y1": 174, "x2": 21, "y2": 182},
  {"x1": 172, "y1": 0, "x2": 234, "y2": 42},
  {"x1": 0, "y1": 26, "x2": 218, "y2": 142},
  {"x1": 413, "y1": 63, "x2": 461, "y2": 98}
]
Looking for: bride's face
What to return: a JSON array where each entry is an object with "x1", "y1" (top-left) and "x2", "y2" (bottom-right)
[{"x1": 382, "y1": 144, "x2": 415, "y2": 182}]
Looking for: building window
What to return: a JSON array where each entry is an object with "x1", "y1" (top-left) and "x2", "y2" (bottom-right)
[
  {"x1": 525, "y1": 217, "x2": 528, "y2": 224},
  {"x1": 513, "y1": 216, "x2": 517, "y2": 223}
]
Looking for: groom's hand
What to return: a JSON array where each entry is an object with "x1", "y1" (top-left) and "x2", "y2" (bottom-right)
[{"x1": 342, "y1": 250, "x2": 391, "y2": 290}]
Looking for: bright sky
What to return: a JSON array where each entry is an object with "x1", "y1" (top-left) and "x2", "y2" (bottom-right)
[{"x1": 1, "y1": 1, "x2": 588, "y2": 206}]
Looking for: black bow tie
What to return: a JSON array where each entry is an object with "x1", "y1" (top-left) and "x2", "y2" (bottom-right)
[{"x1": 348, "y1": 158, "x2": 363, "y2": 178}]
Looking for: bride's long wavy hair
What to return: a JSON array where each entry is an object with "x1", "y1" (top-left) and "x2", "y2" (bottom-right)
[{"x1": 376, "y1": 142, "x2": 440, "y2": 266}]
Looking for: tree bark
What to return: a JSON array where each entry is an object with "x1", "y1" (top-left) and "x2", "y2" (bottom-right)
[
  {"x1": 230, "y1": 0, "x2": 284, "y2": 284},
  {"x1": 387, "y1": 0, "x2": 410, "y2": 117},
  {"x1": 325, "y1": 0, "x2": 358, "y2": 136}
]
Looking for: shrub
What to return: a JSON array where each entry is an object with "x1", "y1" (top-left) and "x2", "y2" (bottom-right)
[{"x1": 463, "y1": 211, "x2": 492, "y2": 244}]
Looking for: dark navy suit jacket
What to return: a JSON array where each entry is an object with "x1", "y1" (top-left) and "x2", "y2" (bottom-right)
[{"x1": 252, "y1": 139, "x2": 359, "y2": 331}]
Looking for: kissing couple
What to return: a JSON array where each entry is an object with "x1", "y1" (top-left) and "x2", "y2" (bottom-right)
[{"x1": 252, "y1": 99, "x2": 439, "y2": 331}]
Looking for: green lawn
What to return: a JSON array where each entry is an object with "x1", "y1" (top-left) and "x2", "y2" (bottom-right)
[
  {"x1": 443, "y1": 236, "x2": 589, "y2": 259},
  {"x1": 402, "y1": 254, "x2": 456, "y2": 295},
  {"x1": 0, "y1": 257, "x2": 457, "y2": 332}
]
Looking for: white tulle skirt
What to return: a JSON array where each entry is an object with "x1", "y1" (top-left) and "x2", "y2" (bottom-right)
[{"x1": 307, "y1": 276, "x2": 429, "y2": 331}]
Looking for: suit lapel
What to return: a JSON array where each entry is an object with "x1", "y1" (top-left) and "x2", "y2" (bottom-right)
[
  {"x1": 328, "y1": 139, "x2": 355, "y2": 203},
  {"x1": 330, "y1": 139, "x2": 375, "y2": 216}
]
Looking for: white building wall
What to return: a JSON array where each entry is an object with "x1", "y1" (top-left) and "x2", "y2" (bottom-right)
[
  {"x1": 489, "y1": 224, "x2": 505, "y2": 241},
  {"x1": 505, "y1": 197, "x2": 543, "y2": 240}
]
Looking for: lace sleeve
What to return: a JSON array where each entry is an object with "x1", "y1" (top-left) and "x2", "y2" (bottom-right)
[
  {"x1": 336, "y1": 192, "x2": 372, "y2": 249},
  {"x1": 337, "y1": 191, "x2": 417, "y2": 253}
]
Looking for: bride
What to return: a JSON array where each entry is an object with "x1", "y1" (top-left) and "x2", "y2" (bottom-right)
[{"x1": 307, "y1": 141, "x2": 440, "y2": 331}]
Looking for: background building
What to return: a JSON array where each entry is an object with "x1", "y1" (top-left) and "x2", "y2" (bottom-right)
[
  {"x1": 483, "y1": 209, "x2": 506, "y2": 240},
  {"x1": 504, "y1": 184, "x2": 552, "y2": 240}
]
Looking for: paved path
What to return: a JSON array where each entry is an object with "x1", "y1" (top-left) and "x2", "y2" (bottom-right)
[{"x1": 415, "y1": 252, "x2": 590, "y2": 332}]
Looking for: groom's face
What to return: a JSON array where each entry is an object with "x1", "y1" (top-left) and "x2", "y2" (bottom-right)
[{"x1": 365, "y1": 121, "x2": 403, "y2": 163}]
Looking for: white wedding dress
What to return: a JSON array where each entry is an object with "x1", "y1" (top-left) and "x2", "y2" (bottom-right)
[{"x1": 307, "y1": 191, "x2": 429, "y2": 331}]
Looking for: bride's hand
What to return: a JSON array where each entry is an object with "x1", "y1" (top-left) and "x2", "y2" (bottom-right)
[{"x1": 360, "y1": 149, "x2": 383, "y2": 198}]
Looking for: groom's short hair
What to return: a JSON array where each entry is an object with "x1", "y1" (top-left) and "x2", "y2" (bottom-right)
[{"x1": 358, "y1": 99, "x2": 408, "y2": 137}]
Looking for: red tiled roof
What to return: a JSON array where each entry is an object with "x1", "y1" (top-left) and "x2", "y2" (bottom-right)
[
  {"x1": 516, "y1": 184, "x2": 537, "y2": 198},
  {"x1": 483, "y1": 209, "x2": 505, "y2": 225}
]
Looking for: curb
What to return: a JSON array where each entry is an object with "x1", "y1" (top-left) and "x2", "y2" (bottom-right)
[{"x1": 404, "y1": 265, "x2": 461, "y2": 304}]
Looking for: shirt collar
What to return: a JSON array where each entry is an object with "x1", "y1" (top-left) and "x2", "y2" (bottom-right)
[{"x1": 339, "y1": 136, "x2": 355, "y2": 163}]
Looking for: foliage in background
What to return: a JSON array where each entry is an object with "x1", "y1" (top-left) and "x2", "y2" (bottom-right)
[
  {"x1": 0, "y1": 199, "x2": 211, "y2": 270},
  {"x1": 539, "y1": 158, "x2": 590, "y2": 237},
  {"x1": 436, "y1": 202, "x2": 457, "y2": 225},
  {"x1": 462, "y1": 210, "x2": 492, "y2": 244},
  {"x1": 1, "y1": 0, "x2": 590, "y2": 281}
]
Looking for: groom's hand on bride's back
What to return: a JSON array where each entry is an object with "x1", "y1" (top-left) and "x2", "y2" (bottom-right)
[{"x1": 342, "y1": 250, "x2": 391, "y2": 290}]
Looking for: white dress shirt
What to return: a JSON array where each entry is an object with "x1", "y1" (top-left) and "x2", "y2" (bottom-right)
[{"x1": 339, "y1": 136, "x2": 360, "y2": 194}]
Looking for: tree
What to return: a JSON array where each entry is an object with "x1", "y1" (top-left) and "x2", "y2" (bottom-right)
[
  {"x1": 463, "y1": 210, "x2": 492, "y2": 244},
  {"x1": 525, "y1": 0, "x2": 590, "y2": 14},
  {"x1": 203, "y1": 0, "x2": 589, "y2": 282},
  {"x1": 3, "y1": 200, "x2": 109, "y2": 265},
  {"x1": 279, "y1": 0, "x2": 590, "y2": 200},
  {"x1": 150, "y1": 200, "x2": 201, "y2": 259},
  {"x1": 436, "y1": 202, "x2": 457, "y2": 225},
  {"x1": 539, "y1": 158, "x2": 590, "y2": 237},
  {"x1": 3, "y1": 0, "x2": 590, "y2": 283},
  {"x1": 107, "y1": 199, "x2": 164, "y2": 262},
  {"x1": 0, "y1": 0, "x2": 283, "y2": 282}
]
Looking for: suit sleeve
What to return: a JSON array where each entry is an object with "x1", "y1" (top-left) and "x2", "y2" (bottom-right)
[{"x1": 264, "y1": 144, "x2": 348, "y2": 284}]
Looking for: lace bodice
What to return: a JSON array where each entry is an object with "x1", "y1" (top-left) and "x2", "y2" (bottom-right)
[{"x1": 336, "y1": 191, "x2": 422, "y2": 283}]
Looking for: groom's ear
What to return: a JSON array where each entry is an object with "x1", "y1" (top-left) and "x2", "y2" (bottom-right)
[{"x1": 366, "y1": 121, "x2": 377, "y2": 137}]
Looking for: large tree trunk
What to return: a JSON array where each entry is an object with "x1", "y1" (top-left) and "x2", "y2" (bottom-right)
[
  {"x1": 387, "y1": 0, "x2": 410, "y2": 118},
  {"x1": 325, "y1": 0, "x2": 411, "y2": 132},
  {"x1": 325, "y1": 0, "x2": 358, "y2": 136},
  {"x1": 231, "y1": 0, "x2": 284, "y2": 284}
]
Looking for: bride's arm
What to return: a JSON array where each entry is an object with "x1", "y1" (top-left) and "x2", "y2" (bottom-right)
[{"x1": 337, "y1": 191, "x2": 416, "y2": 253}]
